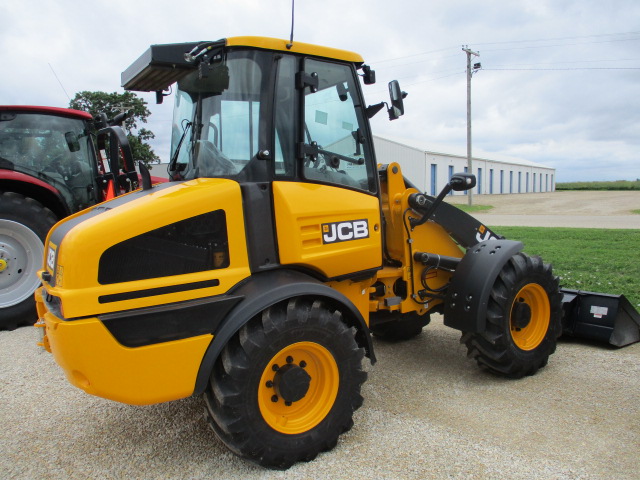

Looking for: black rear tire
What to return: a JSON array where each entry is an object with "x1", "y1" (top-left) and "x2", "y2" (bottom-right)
[
  {"x1": 370, "y1": 311, "x2": 431, "y2": 341},
  {"x1": 0, "y1": 192, "x2": 57, "y2": 330},
  {"x1": 461, "y1": 252, "x2": 563, "y2": 378},
  {"x1": 203, "y1": 298, "x2": 367, "y2": 469}
]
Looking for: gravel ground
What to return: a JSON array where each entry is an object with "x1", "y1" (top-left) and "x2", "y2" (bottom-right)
[
  {"x1": 2, "y1": 191, "x2": 639, "y2": 479},
  {"x1": 2, "y1": 321, "x2": 639, "y2": 479},
  {"x1": 447, "y1": 191, "x2": 640, "y2": 228}
]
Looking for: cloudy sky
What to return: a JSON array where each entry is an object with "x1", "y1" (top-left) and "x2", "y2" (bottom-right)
[{"x1": 3, "y1": 0, "x2": 639, "y2": 182}]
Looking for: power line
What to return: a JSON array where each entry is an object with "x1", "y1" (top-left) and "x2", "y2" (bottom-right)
[
  {"x1": 490, "y1": 58, "x2": 639, "y2": 67},
  {"x1": 367, "y1": 31, "x2": 640, "y2": 68},
  {"x1": 480, "y1": 36, "x2": 640, "y2": 53},
  {"x1": 473, "y1": 30, "x2": 640, "y2": 47},
  {"x1": 371, "y1": 46, "x2": 459, "y2": 64},
  {"x1": 484, "y1": 67, "x2": 640, "y2": 71},
  {"x1": 48, "y1": 63, "x2": 71, "y2": 101}
]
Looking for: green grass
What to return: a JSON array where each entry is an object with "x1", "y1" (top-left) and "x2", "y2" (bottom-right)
[
  {"x1": 633, "y1": 209, "x2": 640, "y2": 215},
  {"x1": 556, "y1": 180, "x2": 640, "y2": 191},
  {"x1": 449, "y1": 203, "x2": 493, "y2": 213},
  {"x1": 494, "y1": 226, "x2": 640, "y2": 307}
]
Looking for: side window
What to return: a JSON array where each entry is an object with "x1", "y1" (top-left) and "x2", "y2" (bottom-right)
[{"x1": 302, "y1": 59, "x2": 374, "y2": 192}]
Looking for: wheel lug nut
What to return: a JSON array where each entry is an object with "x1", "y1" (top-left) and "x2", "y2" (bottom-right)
[
  {"x1": 284, "y1": 401, "x2": 292, "y2": 407},
  {"x1": 265, "y1": 380, "x2": 273, "y2": 388},
  {"x1": 271, "y1": 395, "x2": 278, "y2": 403},
  {"x1": 286, "y1": 356, "x2": 293, "y2": 364},
  {"x1": 272, "y1": 364, "x2": 279, "y2": 371},
  {"x1": 299, "y1": 360, "x2": 307, "y2": 368}
]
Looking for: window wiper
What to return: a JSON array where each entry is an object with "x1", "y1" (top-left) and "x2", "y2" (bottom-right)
[{"x1": 168, "y1": 120, "x2": 192, "y2": 175}]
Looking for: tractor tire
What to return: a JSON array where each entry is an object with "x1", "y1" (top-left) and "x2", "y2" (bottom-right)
[
  {"x1": 203, "y1": 297, "x2": 367, "y2": 469},
  {"x1": 461, "y1": 252, "x2": 563, "y2": 378},
  {"x1": 0, "y1": 192, "x2": 57, "y2": 330},
  {"x1": 370, "y1": 311, "x2": 431, "y2": 341}
]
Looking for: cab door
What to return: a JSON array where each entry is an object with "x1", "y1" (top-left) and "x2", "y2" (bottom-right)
[{"x1": 272, "y1": 55, "x2": 382, "y2": 279}]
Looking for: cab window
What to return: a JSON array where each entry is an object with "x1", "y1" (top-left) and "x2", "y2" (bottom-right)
[{"x1": 301, "y1": 59, "x2": 375, "y2": 192}]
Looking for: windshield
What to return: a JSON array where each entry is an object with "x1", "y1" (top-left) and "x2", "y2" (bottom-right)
[
  {"x1": 0, "y1": 112, "x2": 97, "y2": 210},
  {"x1": 170, "y1": 50, "x2": 266, "y2": 181}
]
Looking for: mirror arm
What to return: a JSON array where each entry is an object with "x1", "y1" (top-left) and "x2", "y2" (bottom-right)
[
  {"x1": 409, "y1": 185, "x2": 453, "y2": 229},
  {"x1": 365, "y1": 102, "x2": 386, "y2": 119}
]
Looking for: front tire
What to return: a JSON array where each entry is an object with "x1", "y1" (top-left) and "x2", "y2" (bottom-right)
[
  {"x1": 461, "y1": 252, "x2": 563, "y2": 378},
  {"x1": 203, "y1": 298, "x2": 367, "y2": 469},
  {"x1": 0, "y1": 192, "x2": 57, "y2": 330}
]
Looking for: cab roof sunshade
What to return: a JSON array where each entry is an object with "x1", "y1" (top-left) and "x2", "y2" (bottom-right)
[{"x1": 121, "y1": 41, "x2": 223, "y2": 92}]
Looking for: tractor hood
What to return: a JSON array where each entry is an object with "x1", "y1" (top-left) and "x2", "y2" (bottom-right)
[{"x1": 41, "y1": 178, "x2": 250, "y2": 319}]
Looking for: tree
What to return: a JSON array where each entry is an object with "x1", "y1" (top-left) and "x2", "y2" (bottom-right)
[{"x1": 69, "y1": 91, "x2": 160, "y2": 167}]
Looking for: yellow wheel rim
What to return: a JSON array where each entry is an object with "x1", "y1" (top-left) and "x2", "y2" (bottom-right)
[
  {"x1": 258, "y1": 341, "x2": 339, "y2": 434},
  {"x1": 510, "y1": 283, "x2": 550, "y2": 350}
]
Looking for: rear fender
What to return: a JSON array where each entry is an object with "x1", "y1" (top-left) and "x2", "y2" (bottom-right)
[
  {"x1": 193, "y1": 269, "x2": 375, "y2": 396},
  {"x1": 444, "y1": 239, "x2": 523, "y2": 333}
]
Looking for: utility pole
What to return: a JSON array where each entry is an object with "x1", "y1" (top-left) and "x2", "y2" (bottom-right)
[{"x1": 462, "y1": 46, "x2": 480, "y2": 206}]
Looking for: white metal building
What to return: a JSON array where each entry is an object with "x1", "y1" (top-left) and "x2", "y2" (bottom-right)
[{"x1": 373, "y1": 135, "x2": 556, "y2": 196}]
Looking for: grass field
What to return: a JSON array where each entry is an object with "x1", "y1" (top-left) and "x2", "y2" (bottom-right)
[
  {"x1": 496, "y1": 226, "x2": 640, "y2": 307},
  {"x1": 556, "y1": 180, "x2": 640, "y2": 191}
]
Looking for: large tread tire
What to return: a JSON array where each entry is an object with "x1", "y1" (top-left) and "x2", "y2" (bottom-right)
[
  {"x1": 461, "y1": 252, "x2": 563, "y2": 378},
  {"x1": 370, "y1": 311, "x2": 431, "y2": 341},
  {"x1": 203, "y1": 298, "x2": 367, "y2": 469},
  {"x1": 0, "y1": 192, "x2": 57, "y2": 331}
]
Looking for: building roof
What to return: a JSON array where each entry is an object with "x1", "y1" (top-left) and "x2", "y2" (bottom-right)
[{"x1": 374, "y1": 135, "x2": 553, "y2": 170}]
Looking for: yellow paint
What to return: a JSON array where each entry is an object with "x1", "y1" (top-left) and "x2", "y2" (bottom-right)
[
  {"x1": 374, "y1": 162, "x2": 463, "y2": 315},
  {"x1": 258, "y1": 342, "x2": 339, "y2": 434},
  {"x1": 329, "y1": 277, "x2": 375, "y2": 326},
  {"x1": 510, "y1": 283, "x2": 551, "y2": 350},
  {"x1": 225, "y1": 36, "x2": 364, "y2": 64},
  {"x1": 39, "y1": 306, "x2": 211, "y2": 405},
  {"x1": 273, "y1": 182, "x2": 382, "y2": 279},
  {"x1": 44, "y1": 179, "x2": 250, "y2": 318}
]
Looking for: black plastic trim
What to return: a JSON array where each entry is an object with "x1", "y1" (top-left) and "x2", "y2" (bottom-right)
[
  {"x1": 240, "y1": 183, "x2": 280, "y2": 272},
  {"x1": 98, "y1": 279, "x2": 219, "y2": 303},
  {"x1": 99, "y1": 294, "x2": 243, "y2": 347}
]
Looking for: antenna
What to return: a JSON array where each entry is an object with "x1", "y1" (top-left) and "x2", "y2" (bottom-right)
[
  {"x1": 48, "y1": 63, "x2": 71, "y2": 102},
  {"x1": 286, "y1": 0, "x2": 295, "y2": 49}
]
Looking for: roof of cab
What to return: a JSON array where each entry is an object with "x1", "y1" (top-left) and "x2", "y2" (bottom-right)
[{"x1": 225, "y1": 36, "x2": 364, "y2": 64}]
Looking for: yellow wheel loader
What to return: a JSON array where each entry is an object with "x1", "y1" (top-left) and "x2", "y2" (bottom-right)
[{"x1": 34, "y1": 37, "x2": 637, "y2": 468}]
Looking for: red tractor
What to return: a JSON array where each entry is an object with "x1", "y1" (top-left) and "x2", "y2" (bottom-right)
[{"x1": 0, "y1": 105, "x2": 159, "y2": 330}]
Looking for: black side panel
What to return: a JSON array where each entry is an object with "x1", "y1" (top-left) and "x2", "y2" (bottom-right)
[
  {"x1": 427, "y1": 197, "x2": 503, "y2": 248},
  {"x1": 98, "y1": 209, "x2": 228, "y2": 284},
  {"x1": 444, "y1": 239, "x2": 523, "y2": 332},
  {"x1": 100, "y1": 294, "x2": 243, "y2": 347},
  {"x1": 240, "y1": 182, "x2": 279, "y2": 272},
  {"x1": 192, "y1": 269, "x2": 376, "y2": 396}
]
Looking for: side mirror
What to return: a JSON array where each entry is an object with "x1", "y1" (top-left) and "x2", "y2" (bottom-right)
[
  {"x1": 449, "y1": 172, "x2": 476, "y2": 191},
  {"x1": 388, "y1": 80, "x2": 406, "y2": 120},
  {"x1": 64, "y1": 132, "x2": 80, "y2": 152}
]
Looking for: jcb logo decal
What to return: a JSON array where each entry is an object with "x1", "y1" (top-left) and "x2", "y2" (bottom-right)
[
  {"x1": 46, "y1": 244, "x2": 57, "y2": 272},
  {"x1": 322, "y1": 219, "x2": 369, "y2": 244},
  {"x1": 475, "y1": 225, "x2": 498, "y2": 243}
]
